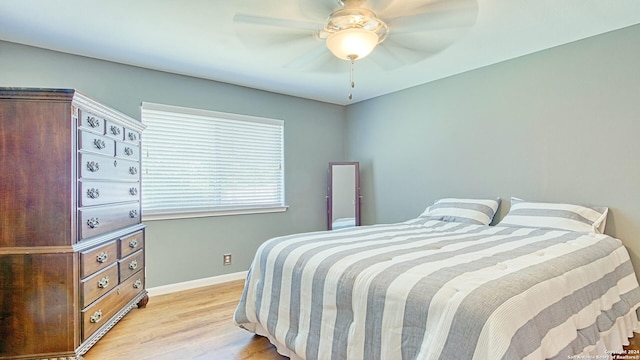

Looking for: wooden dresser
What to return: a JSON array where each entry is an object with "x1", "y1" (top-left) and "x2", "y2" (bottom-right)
[{"x1": 0, "y1": 88, "x2": 148, "y2": 359}]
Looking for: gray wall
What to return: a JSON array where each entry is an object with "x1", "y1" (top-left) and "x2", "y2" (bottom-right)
[
  {"x1": 3, "y1": 23, "x2": 640, "y2": 286},
  {"x1": 0, "y1": 40, "x2": 346, "y2": 287},
  {"x1": 347, "y1": 24, "x2": 640, "y2": 271}
]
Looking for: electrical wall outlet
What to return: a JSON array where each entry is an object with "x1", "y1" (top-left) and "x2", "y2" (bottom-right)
[{"x1": 223, "y1": 253, "x2": 232, "y2": 266}]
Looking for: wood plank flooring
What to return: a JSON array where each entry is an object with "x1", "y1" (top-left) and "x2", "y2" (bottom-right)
[
  {"x1": 83, "y1": 280, "x2": 285, "y2": 360},
  {"x1": 84, "y1": 279, "x2": 640, "y2": 359}
]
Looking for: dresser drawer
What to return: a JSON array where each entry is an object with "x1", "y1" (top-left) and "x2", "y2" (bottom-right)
[
  {"x1": 82, "y1": 263, "x2": 119, "y2": 308},
  {"x1": 79, "y1": 153, "x2": 140, "y2": 181},
  {"x1": 115, "y1": 141, "x2": 140, "y2": 161},
  {"x1": 105, "y1": 119, "x2": 124, "y2": 141},
  {"x1": 79, "y1": 203, "x2": 141, "y2": 240},
  {"x1": 79, "y1": 180, "x2": 140, "y2": 207},
  {"x1": 81, "y1": 271, "x2": 145, "y2": 340},
  {"x1": 80, "y1": 241, "x2": 118, "y2": 278},
  {"x1": 79, "y1": 110, "x2": 105, "y2": 134},
  {"x1": 119, "y1": 250, "x2": 144, "y2": 281},
  {"x1": 120, "y1": 231, "x2": 144, "y2": 258},
  {"x1": 78, "y1": 130, "x2": 115, "y2": 156},
  {"x1": 124, "y1": 128, "x2": 140, "y2": 143}
]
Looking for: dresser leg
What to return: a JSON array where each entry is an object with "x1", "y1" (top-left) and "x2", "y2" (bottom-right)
[{"x1": 137, "y1": 293, "x2": 149, "y2": 308}]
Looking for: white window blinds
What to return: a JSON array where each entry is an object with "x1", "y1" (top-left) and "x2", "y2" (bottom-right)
[{"x1": 141, "y1": 102, "x2": 286, "y2": 219}]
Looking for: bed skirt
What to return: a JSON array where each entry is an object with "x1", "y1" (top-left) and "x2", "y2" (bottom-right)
[
  {"x1": 576, "y1": 308, "x2": 639, "y2": 359},
  {"x1": 241, "y1": 308, "x2": 639, "y2": 360}
]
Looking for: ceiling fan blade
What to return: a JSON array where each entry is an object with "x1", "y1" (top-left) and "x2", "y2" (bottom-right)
[
  {"x1": 383, "y1": 0, "x2": 478, "y2": 34},
  {"x1": 234, "y1": 26, "x2": 321, "y2": 57},
  {"x1": 367, "y1": 26, "x2": 471, "y2": 70},
  {"x1": 284, "y1": 43, "x2": 329, "y2": 69},
  {"x1": 380, "y1": 0, "x2": 477, "y2": 17},
  {"x1": 288, "y1": 47, "x2": 348, "y2": 73},
  {"x1": 367, "y1": 43, "x2": 408, "y2": 70},
  {"x1": 233, "y1": 13, "x2": 322, "y2": 32},
  {"x1": 366, "y1": 0, "x2": 478, "y2": 70},
  {"x1": 233, "y1": 12, "x2": 323, "y2": 52},
  {"x1": 241, "y1": 32, "x2": 318, "y2": 49},
  {"x1": 393, "y1": 26, "x2": 471, "y2": 50},
  {"x1": 367, "y1": 39, "x2": 434, "y2": 70},
  {"x1": 361, "y1": 0, "x2": 396, "y2": 14},
  {"x1": 298, "y1": 0, "x2": 338, "y2": 20}
]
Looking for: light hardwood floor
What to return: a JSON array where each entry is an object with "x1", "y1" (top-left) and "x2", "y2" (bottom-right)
[
  {"x1": 83, "y1": 280, "x2": 285, "y2": 360},
  {"x1": 84, "y1": 279, "x2": 640, "y2": 359}
]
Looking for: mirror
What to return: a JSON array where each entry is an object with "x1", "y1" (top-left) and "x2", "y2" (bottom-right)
[{"x1": 327, "y1": 162, "x2": 360, "y2": 230}]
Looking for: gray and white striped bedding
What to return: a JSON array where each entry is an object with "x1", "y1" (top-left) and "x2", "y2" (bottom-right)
[{"x1": 234, "y1": 218, "x2": 640, "y2": 359}]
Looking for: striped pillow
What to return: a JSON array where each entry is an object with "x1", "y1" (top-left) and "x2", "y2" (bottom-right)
[
  {"x1": 498, "y1": 197, "x2": 608, "y2": 233},
  {"x1": 419, "y1": 198, "x2": 500, "y2": 225}
]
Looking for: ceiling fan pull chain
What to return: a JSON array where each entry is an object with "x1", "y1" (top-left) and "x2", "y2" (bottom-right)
[{"x1": 348, "y1": 55, "x2": 356, "y2": 101}]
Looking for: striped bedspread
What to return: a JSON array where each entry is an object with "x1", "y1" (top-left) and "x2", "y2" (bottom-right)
[{"x1": 234, "y1": 219, "x2": 640, "y2": 359}]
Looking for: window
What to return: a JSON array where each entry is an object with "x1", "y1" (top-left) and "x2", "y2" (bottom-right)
[{"x1": 141, "y1": 102, "x2": 286, "y2": 220}]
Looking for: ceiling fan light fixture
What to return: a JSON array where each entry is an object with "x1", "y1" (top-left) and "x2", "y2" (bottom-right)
[
  {"x1": 326, "y1": 28, "x2": 379, "y2": 61},
  {"x1": 317, "y1": 4, "x2": 388, "y2": 62}
]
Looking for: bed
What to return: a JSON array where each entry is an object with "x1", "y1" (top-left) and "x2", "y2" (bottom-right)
[
  {"x1": 234, "y1": 198, "x2": 640, "y2": 359},
  {"x1": 331, "y1": 217, "x2": 356, "y2": 230}
]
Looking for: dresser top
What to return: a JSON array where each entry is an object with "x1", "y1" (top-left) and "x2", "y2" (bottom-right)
[
  {"x1": 0, "y1": 87, "x2": 75, "y2": 101},
  {"x1": 0, "y1": 87, "x2": 145, "y2": 132}
]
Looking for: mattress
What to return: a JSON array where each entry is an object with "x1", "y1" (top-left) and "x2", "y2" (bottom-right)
[{"x1": 234, "y1": 218, "x2": 640, "y2": 359}]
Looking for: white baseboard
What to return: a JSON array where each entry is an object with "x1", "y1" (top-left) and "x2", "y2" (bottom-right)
[{"x1": 147, "y1": 270, "x2": 248, "y2": 297}]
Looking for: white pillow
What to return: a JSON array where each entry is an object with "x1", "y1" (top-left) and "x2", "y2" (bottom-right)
[
  {"x1": 498, "y1": 197, "x2": 608, "y2": 233},
  {"x1": 419, "y1": 198, "x2": 500, "y2": 226}
]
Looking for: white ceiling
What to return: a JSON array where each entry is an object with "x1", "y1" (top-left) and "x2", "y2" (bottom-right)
[{"x1": 1, "y1": 0, "x2": 639, "y2": 105}]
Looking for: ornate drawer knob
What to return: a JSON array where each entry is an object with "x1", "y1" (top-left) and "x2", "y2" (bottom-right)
[
  {"x1": 90, "y1": 310, "x2": 102, "y2": 323},
  {"x1": 124, "y1": 147, "x2": 134, "y2": 156},
  {"x1": 129, "y1": 166, "x2": 138, "y2": 175},
  {"x1": 128, "y1": 133, "x2": 138, "y2": 141},
  {"x1": 129, "y1": 209, "x2": 138, "y2": 218},
  {"x1": 93, "y1": 138, "x2": 106, "y2": 150},
  {"x1": 133, "y1": 279, "x2": 142, "y2": 289},
  {"x1": 110, "y1": 125, "x2": 121, "y2": 135},
  {"x1": 87, "y1": 188, "x2": 100, "y2": 199},
  {"x1": 129, "y1": 187, "x2": 138, "y2": 196},
  {"x1": 129, "y1": 239, "x2": 138, "y2": 248},
  {"x1": 97, "y1": 276, "x2": 110, "y2": 289},
  {"x1": 87, "y1": 217, "x2": 100, "y2": 229},
  {"x1": 87, "y1": 116, "x2": 101, "y2": 128},
  {"x1": 86, "y1": 161, "x2": 100, "y2": 172},
  {"x1": 129, "y1": 260, "x2": 138, "y2": 270},
  {"x1": 96, "y1": 252, "x2": 108, "y2": 263}
]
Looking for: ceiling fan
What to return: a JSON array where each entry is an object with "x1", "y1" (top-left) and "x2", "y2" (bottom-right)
[{"x1": 233, "y1": 0, "x2": 478, "y2": 98}]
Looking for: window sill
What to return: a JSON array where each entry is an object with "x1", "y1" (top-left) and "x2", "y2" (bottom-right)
[{"x1": 142, "y1": 205, "x2": 289, "y2": 221}]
